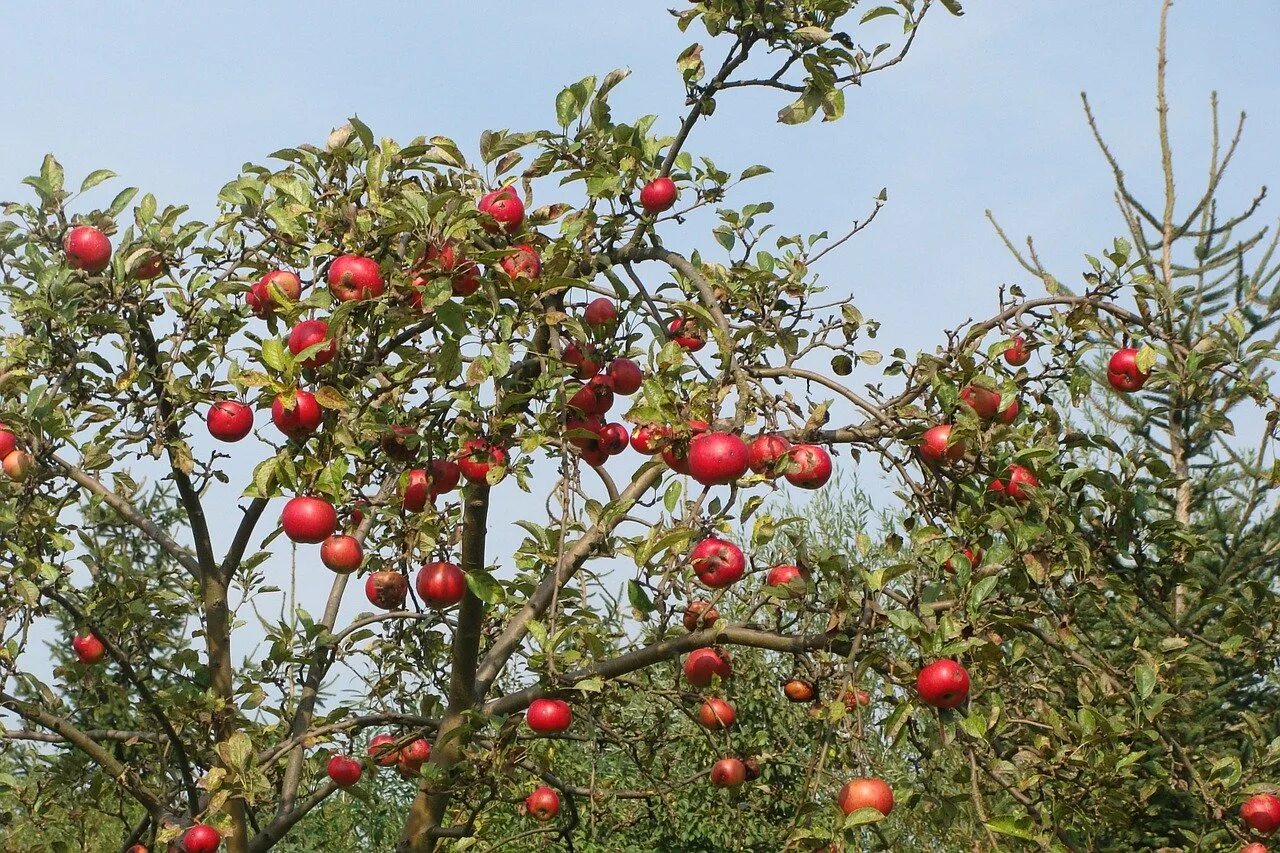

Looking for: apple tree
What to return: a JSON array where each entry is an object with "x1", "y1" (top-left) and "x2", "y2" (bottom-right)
[{"x1": 3, "y1": 1, "x2": 1280, "y2": 852}]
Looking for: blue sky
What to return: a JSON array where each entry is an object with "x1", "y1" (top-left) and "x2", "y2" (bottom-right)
[{"x1": 3, "y1": 2, "x2": 1278, "y2": 670}]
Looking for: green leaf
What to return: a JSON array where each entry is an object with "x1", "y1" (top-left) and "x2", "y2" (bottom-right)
[
  {"x1": 968, "y1": 575, "x2": 999, "y2": 614},
  {"x1": 260, "y1": 338, "x2": 289, "y2": 372},
  {"x1": 627, "y1": 579, "x2": 654, "y2": 616},
  {"x1": 40, "y1": 154, "x2": 65, "y2": 194},
  {"x1": 80, "y1": 169, "x2": 117, "y2": 192},
  {"x1": 940, "y1": 0, "x2": 966, "y2": 15},
  {"x1": 1135, "y1": 664, "x2": 1157, "y2": 700},
  {"x1": 465, "y1": 568, "x2": 504, "y2": 604},
  {"x1": 860, "y1": 6, "x2": 899, "y2": 23},
  {"x1": 663, "y1": 480, "x2": 682, "y2": 513},
  {"x1": 984, "y1": 814, "x2": 1037, "y2": 840}
]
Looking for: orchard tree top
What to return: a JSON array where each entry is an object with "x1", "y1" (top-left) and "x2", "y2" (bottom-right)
[{"x1": 2, "y1": 1, "x2": 1280, "y2": 852}]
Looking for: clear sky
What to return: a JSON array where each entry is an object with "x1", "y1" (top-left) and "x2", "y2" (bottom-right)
[{"x1": 3, "y1": 2, "x2": 1278, "y2": 670}]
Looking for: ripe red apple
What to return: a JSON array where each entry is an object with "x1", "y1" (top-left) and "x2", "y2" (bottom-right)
[
  {"x1": 3, "y1": 450, "x2": 34, "y2": 481},
  {"x1": 584, "y1": 297, "x2": 617, "y2": 327},
  {"x1": 281, "y1": 496, "x2": 337, "y2": 544},
  {"x1": 416, "y1": 240, "x2": 480, "y2": 297},
  {"x1": 710, "y1": 757, "x2": 746, "y2": 788},
  {"x1": 959, "y1": 385, "x2": 1019, "y2": 422},
  {"x1": 428, "y1": 459, "x2": 462, "y2": 497},
  {"x1": 639, "y1": 176, "x2": 678, "y2": 214},
  {"x1": 1241, "y1": 844, "x2": 1268, "y2": 853},
  {"x1": 499, "y1": 244, "x2": 541, "y2": 280},
  {"x1": 841, "y1": 688, "x2": 871, "y2": 710},
  {"x1": 288, "y1": 319, "x2": 337, "y2": 369},
  {"x1": 783, "y1": 678, "x2": 816, "y2": 703},
  {"x1": 327, "y1": 754, "x2": 363, "y2": 787},
  {"x1": 0, "y1": 424, "x2": 16, "y2": 459},
  {"x1": 133, "y1": 252, "x2": 165, "y2": 280},
  {"x1": 765, "y1": 563, "x2": 807, "y2": 593},
  {"x1": 364, "y1": 571, "x2": 408, "y2": 611},
  {"x1": 668, "y1": 317, "x2": 705, "y2": 351},
  {"x1": 63, "y1": 225, "x2": 112, "y2": 273},
  {"x1": 568, "y1": 381, "x2": 613, "y2": 416},
  {"x1": 747, "y1": 434, "x2": 791, "y2": 476},
  {"x1": 687, "y1": 433, "x2": 750, "y2": 486},
  {"x1": 683, "y1": 647, "x2": 731, "y2": 687},
  {"x1": 580, "y1": 444, "x2": 609, "y2": 467},
  {"x1": 368, "y1": 734, "x2": 399, "y2": 767},
  {"x1": 525, "y1": 786, "x2": 561, "y2": 822},
  {"x1": 563, "y1": 342, "x2": 602, "y2": 379},
  {"x1": 566, "y1": 415, "x2": 605, "y2": 450},
  {"x1": 598, "y1": 423, "x2": 629, "y2": 455},
  {"x1": 126, "y1": 845, "x2": 148, "y2": 853},
  {"x1": 630, "y1": 424, "x2": 671, "y2": 455},
  {"x1": 838, "y1": 777, "x2": 894, "y2": 817},
  {"x1": 1242, "y1": 793, "x2": 1280, "y2": 836},
  {"x1": 943, "y1": 546, "x2": 983, "y2": 575},
  {"x1": 689, "y1": 537, "x2": 746, "y2": 588},
  {"x1": 180, "y1": 824, "x2": 222, "y2": 853},
  {"x1": 920, "y1": 424, "x2": 964, "y2": 464},
  {"x1": 916, "y1": 659, "x2": 970, "y2": 709},
  {"x1": 327, "y1": 255, "x2": 384, "y2": 302},
  {"x1": 320, "y1": 535, "x2": 363, "y2": 574},
  {"x1": 1107, "y1": 347, "x2": 1150, "y2": 392},
  {"x1": 527, "y1": 698, "x2": 572, "y2": 734},
  {"x1": 698, "y1": 697, "x2": 736, "y2": 729},
  {"x1": 271, "y1": 390, "x2": 323, "y2": 440},
  {"x1": 247, "y1": 270, "x2": 303, "y2": 317},
  {"x1": 1004, "y1": 335, "x2": 1030, "y2": 366},
  {"x1": 988, "y1": 464, "x2": 1038, "y2": 503},
  {"x1": 784, "y1": 444, "x2": 832, "y2": 489},
  {"x1": 402, "y1": 468, "x2": 431, "y2": 513},
  {"x1": 206, "y1": 401, "x2": 254, "y2": 443},
  {"x1": 683, "y1": 600, "x2": 719, "y2": 632},
  {"x1": 417, "y1": 561, "x2": 466, "y2": 608},
  {"x1": 607, "y1": 358, "x2": 643, "y2": 395},
  {"x1": 458, "y1": 439, "x2": 507, "y2": 484},
  {"x1": 478, "y1": 186, "x2": 525, "y2": 233},
  {"x1": 399, "y1": 738, "x2": 431, "y2": 769},
  {"x1": 72, "y1": 633, "x2": 106, "y2": 665}
]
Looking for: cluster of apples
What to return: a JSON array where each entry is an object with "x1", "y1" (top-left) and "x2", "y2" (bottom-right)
[{"x1": 0, "y1": 423, "x2": 35, "y2": 484}]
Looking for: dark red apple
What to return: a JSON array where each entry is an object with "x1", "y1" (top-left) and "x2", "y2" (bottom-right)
[
  {"x1": 327, "y1": 754, "x2": 363, "y2": 787},
  {"x1": 133, "y1": 252, "x2": 165, "y2": 280},
  {"x1": 527, "y1": 698, "x2": 572, "y2": 734},
  {"x1": 428, "y1": 459, "x2": 462, "y2": 496},
  {"x1": 320, "y1": 535, "x2": 363, "y2": 574},
  {"x1": 478, "y1": 186, "x2": 525, "y2": 233},
  {"x1": 584, "y1": 297, "x2": 617, "y2": 326},
  {"x1": 206, "y1": 401, "x2": 254, "y2": 443},
  {"x1": 988, "y1": 464, "x2": 1038, "y2": 503},
  {"x1": 416, "y1": 561, "x2": 466, "y2": 608},
  {"x1": 683, "y1": 600, "x2": 719, "y2": 632},
  {"x1": 402, "y1": 468, "x2": 431, "y2": 513},
  {"x1": 783, "y1": 678, "x2": 816, "y2": 703},
  {"x1": 630, "y1": 424, "x2": 670, "y2": 455},
  {"x1": 747, "y1": 434, "x2": 791, "y2": 476},
  {"x1": 683, "y1": 647, "x2": 731, "y2": 687},
  {"x1": 416, "y1": 240, "x2": 480, "y2": 298},
  {"x1": 709, "y1": 757, "x2": 746, "y2": 788},
  {"x1": 598, "y1": 423, "x2": 629, "y2": 455},
  {"x1": 364, "y1": 571, "x2": 408, "y2": 611},
  {"x1": 327, "y1": 255, "x2": 384, "y2": 302},
  {"x1": 566, "y1": 415, "x2": 605, "y2": 449},
  {"x1": 72, "y1": 633, "x2": 106, "y2": 665},
  {"x1": 698, "y1": 698, "x2": 736, "y2": 729},
  {"x1": 271, "y1": 390, "x2": 323, "y2": 440},
  {"x1": 607, "y1": 358, "x2": 643, "y2": 395},
  {"x1": 687, "y1": 432, "x2": 750, "y2": 486},
  {"x1": 288, "y1": 319, "x2": 337, "y2": 368},
  {"x1": 841, "y1": 688, "x2": 871, "y2": 710},
  {"x1": 765, "y1": 563, "x2": 807, "y2": 592},
  {"x1": 838, "y1": 777, "x2": 894, "y2": 816},
  {"x1": 281, "y1": 496, "x2": 337, "y2": 544},
  {"x1": 784, "y1": 444, "x2": 832, "y2": 489},
  {"x1": 920, "y1": 424, "x2": 964, "y2": 464},
  {"x1": 380, "y1": 425, "x2": 418, "y2": 462},
  {"x1": 458, "y1": 439, "x2": 507, "y2": 484},
  {"x1": 180, "y1": 824, "x2": 222, "y2": 853},
  {"x1": 668, "y1": 317, "x2": 705, "y2": 352},
  {"x1": 689, "y1": 537, "x2": 746, "y2": 588},
  {"x1": 639, "y1": 177, "x2": 678, "y2": 214},
  {"x1": 63, "y1": 225, "x2": 111, "y2": 273},
  {"x1": 563, "y1": 342, "x2": 602, "y2": 379},
  {"x1": 1242, "y1": 793, "x2": 1280, "y2": 836},
  {"x1": 916, "y1": 659, "x2": 970, "y2": 709},
  {"x1": 499, "y1": 244, "x2": 541, "y2": 280},
  {"x1": 525, "y1": 786, "x2": 560, "y2": 822},
  {"x1": 960, "y1": 385, "x2": 1019, "y2": 423},
  {"x1": 1004, "y1": 335, "x2": 1030, "y2": 366},
  {"x1": 368, "y1": 734, "x2": 399, "y2": 767},
  {"x1": 1107, "y1": 347, "x2": 1149, "y2": 392}
]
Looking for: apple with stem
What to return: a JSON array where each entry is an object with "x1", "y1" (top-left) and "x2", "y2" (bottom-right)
[
  {"x1": 1004, "y1": 335, "x2": 1030, "y2": 366},
  {"x1": 525, "y1": 786, "x2": 561, "y2": 822},
  {"x1": 206, "y1": 401, "x2": 254, "y2": 443},
  {"x1": 683, "y1": 600, "x2": 719, "y2": 632},
  {"x1": 478, "y1": 186, "x2": 525, "y2": 233},
  {"x1": 1107, "y1": 347, "x2": 1150, "y2": 392},
  {"x1": 916, "y1": 659, "x2": 970, "y2": 709},
  {"x1": 639, "y1": 176, "x2": 678, "y2": 214},
  {"x1": 327, "y1": 754, "x2": 363, "y2": 787},
  {"x1": 247, "y1": 270, "x2": 303, "y2": 317},
  {"x1": 416, "y1": 561, "x2": 466, "y2": 609}
]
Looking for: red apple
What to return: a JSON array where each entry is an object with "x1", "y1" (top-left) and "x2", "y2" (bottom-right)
[
  {"x1": 683, "y1": 600, "x2": 719, "y2": 632},
  {"x1": 379, "y1": 425, "x2": 418, "y2": 462},
  {"x1": 287, "y1": 319, "x2": 337, "y2": 369},
  {"x1": 280, "y1": 496, "x2": 337, "y2": 544},
  {"x1": 1107, "y1": 347, "x2": 1149, "y2": 392},
  {"x1": 428, "y1": 459, "x2": 462, "y2": 496},
  {"x1": 1241, "y1": 844, "x2": 1268, "y2": 853},
  {"x1": 458, "y1": 439, "x2": 507, "y2": 484},
  {"x1": 3, "y1": 450, "x2": 34, "y2": 481},
  {"x1": 478, "y1": 186, "x2": 525, "y2": 233},
  {"x1": 579, "y1": 441, "x2": 608, "y2": 467},
  {"x1": 598, "y1": 423, "x2": 629, "y2": 455},
  {"x1": 566, "y1": 415, "x2": 605, "y2": 450},
  {"x1": 527, "y1": 698, "x2": 572, "y2": 734},
  {"x1": 841, "y1": 688, "x2": 871, "y2": 710},
  {"x1": 402, "y1": 468, "x2": 431, "y2": 513},
  {"x1": 1242, "y1": 793, "x2": 1280, "y2": 836},
  {"x1": 943, "y1": 546, "x2": 983, "y2": 575},
  {"x1": 417, "y1": 561, "x2": 466, "y2": 608},
  {"x1": 133, "y1": 252, "x2": 165, "y2": 280},
  {"x1": 920, "y1": 424, "x2": 964, "y2": 464},
  {"x1": 838, "y1": 777, "x2": 894, "y2": 816},
  {"x1": 63, "y1": 225, "x2": 111, "y2": 273},
  {"x1": 698, "y1": 697, "x2": 736, "y2": 730},
  {"x1": 327, "y1": 255, "x2": 384, "y2": 302},
  {"x1": 639, "y1": 176, "x2": 678, "y2": 214},
  {"x1": 563, "y1": 342, "x2": 601, "y2": 379},
  {"x1": 687, "y1": 432, "x2": 749, "y2": 486},
  {"x1": 72, "y1": 633, "x2": 106, "y2": 665},
  {"x1": 399, "y1": 738, "x2": 431, "y2": 769},
  {"x1": 988, "y1": 464, "x2": 1038, "y2": 503},
  {"x1": 180, "y1": 824, "x2": 222, "y2": 853},
  {"x1": 126, "y1": 845, "x2": 148, "y2": 853},
  {"x1": 206, "y1": 401, "x2": 254, "y2": 443},
  {"x1": 525, "y1": 786, "x2": 561, "y2": 822},
  {"x1": 0, "y1": 425, "x2": 16, "y2": 459},
  {"x1": 368, "y1": 734, "x2": 399, "y2": 767},
  {"x1": 765, "y1": 563, "x2": 807, "y2": 592},
  {"x1": 1004, "y1": 335, "x2": 1030, "y2": 366},
  {"x1": 747, "y1": 434, "x2": 791, "y2": 476},
  {"x1": 683, "y1": 647, "x2": 731, "y2": 687},
  {"x1": 416, "y1": 240, "x2": 480, "y2": 298},
  {"x1": 916, "y1": 659, "x2": 970, "y2": 709},
  {"x1": 499, "y1": 244, "x2": 541, "y2": 280},
  {"x1": 364, "y1": 571, "x2": 408, "y2": 611},
  {"x1": 689, "y1": 537, "x2": 746, "y2": 588},
  {"x1": 630, "y1": 424, "x2": 671, "y2": 455},
  {"x1": 742, "y1": 758, "x2": 762, "y2": 782},
  {"x1": 607, "y1": 358, "x2": 643, "y2": 395},
  {"x1": 247, "y1": 270, "x2": 303, "y2": 317},
  {"x1": 709, "y1": 757, "x2": 746, "y2": 788},
  {"x1": 584, "y1": 297, "x2": 617, "y2": 326},
  {"x1": 668, "y1": 317, "x2": 705, "y2": 352},
  {"x1": 327, "y1": 754, "x2": 363, "y2": 787},
  {"x1": 320, "y1": 535, "x2": 363, "y2": 574},
  {"x1": 271, "y1": 390, "x2": 323, "y2": 440},
  {"x1": 783, "y1": 678, "x2": 816, "y2": 703},
  {"x1": 784, "y1": 444, "x2": 832, "y2": 489}
]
